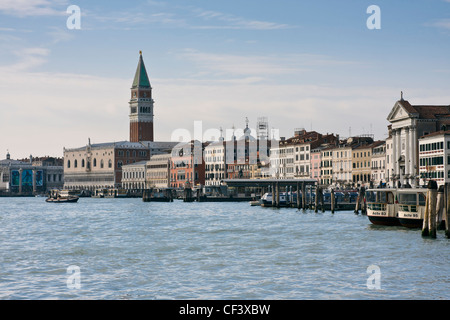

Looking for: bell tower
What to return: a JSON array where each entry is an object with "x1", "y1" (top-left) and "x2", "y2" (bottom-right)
[{"x1": 129, "y1": 51, "x2": 154, "y2": 142}]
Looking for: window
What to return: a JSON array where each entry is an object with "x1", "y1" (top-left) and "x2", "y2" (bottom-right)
[
  {"x1": 101, "y1": 160, "x2": 104, "y2": 168},
  {"x1": 93, "y1": 158, "x2": 97, "y2": 167},
  {"x1": 82, "y1": 159, "x2": 85, "y2": 168},
  {"x1": 108, "y1": 160, "x2": 112, "y2": 168},
  {"x1": 67, "y1": 160, "x2": 71, "y2": 168},
  {"x1": 74, "y1": 160, "x2": 78, "y2": 168}
]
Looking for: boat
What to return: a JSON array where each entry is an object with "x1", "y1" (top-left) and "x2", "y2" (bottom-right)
[
  {"x1": 142, "y1": 188, "x2": 174, "y2": 202},
  {"x1": 260, "y1": 192, "x2": 296, "y2": 207},
  {"x1": 397, "y1": 188, "x2": 427, "y2": 228},
  {"x1": 249, "y1": 199, "x2": 261, "y2": 206},
  {"x1": 104, "y1": 188, "x2": 129, "y2": 198},
  {"x1": 92, "y1": 188, "x2": 107, "y2": 198},
  {"x1": 365, "y1": 188, "x2": 400, "y2": 226},
  {"x1": 45, "y1": 189, "x2": 79, "y2": 203}
]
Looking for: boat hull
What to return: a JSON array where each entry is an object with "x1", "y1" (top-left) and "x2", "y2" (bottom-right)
[
  {"x1": 398, "y1": 218, "x2": 423, "y2": 228},
  {"x1": 46, "y1": 197, "x2": 79, "y2": 203},
  {"x1": 368, "y1": 215, "x2": 401, "y2": 226}
]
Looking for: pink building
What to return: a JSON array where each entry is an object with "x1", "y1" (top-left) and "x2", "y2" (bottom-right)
[{"x1": 310, "y1": 147, "x2": 322, "y2": 183}]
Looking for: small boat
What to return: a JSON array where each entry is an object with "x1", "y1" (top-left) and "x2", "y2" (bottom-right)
[
  {"x1": 46, "y1": 189, "x2": 79, "y2": 203},
  {"x1": 46, "y1": 196, "x2": 79, "y2": 203},
  {"x1": 249, "y1": 199, "x2": 261, "y2": 206},
  {"x1": 365, "y1": 188, "x2": 400, "y2": 226},
  {"x1": 397, "y1": 188, "x2": 426, "y2": 228}
]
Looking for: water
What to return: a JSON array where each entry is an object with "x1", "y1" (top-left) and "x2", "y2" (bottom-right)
[{"x1": 0, "y1": 197, "x2": 448, "y2": 300}]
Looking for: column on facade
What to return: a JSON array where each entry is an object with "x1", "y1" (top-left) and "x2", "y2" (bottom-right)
[
  {"x1": 18, "y1": 168, "x2": 23, "y2": 194},
  {"x1": 405, "y1": 127, "x2": 410, "y2": 179},
  {"x1": 411, "y1": 125, "x2": 417, "y2": 184},
  {"x1": 396, "y1": 128, "x2": 402, "y2": 180},
  {"x1": 32, "y1": 168, "x2": 36, "y2": 194},
  {"x1": 392, "y1": 129, "x2": 398, "y2": 179}
]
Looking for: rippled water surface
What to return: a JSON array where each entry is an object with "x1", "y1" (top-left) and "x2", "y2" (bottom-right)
[{"x1": 0, "y1": 197, "x2": 448, "y2": 300}]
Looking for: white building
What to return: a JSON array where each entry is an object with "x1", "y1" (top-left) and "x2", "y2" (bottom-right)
[
  {"x1": 204, "y1": 140, "x2": 226, "y2": 186},
  {"x1": 418, "y1": 131, "x2": 450, "y2": 187},
  {"x1": 386, "y1": 95, "x2": 450, "y2": 187},
  {"x1": 146, "y1": 153, "x2": 171, "y2": 188},
  {"x1": 122, "y1": 160, "x2": 147, "y2": 190},
  {"x1": 371, "y1": 141, "x2": 386, "y2": 186}
]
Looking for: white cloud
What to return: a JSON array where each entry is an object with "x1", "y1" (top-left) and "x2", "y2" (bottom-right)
[
  {"x1": 432, "y1": 19, "x2": 450, "y2": 30},
  {"x1": 0, "y1": 0, "x2": 67, "y2": 17},
  {"x1": 176, "y1": 49, "x2": 360, "y2": 80},
  {"x1": 193, "y1": 9, "x2": 292, "y2": 30}
]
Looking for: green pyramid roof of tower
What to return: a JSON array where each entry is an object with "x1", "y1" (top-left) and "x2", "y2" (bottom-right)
[{"x1": 132, "y1": 52, "x2": 151, "y2": 88}]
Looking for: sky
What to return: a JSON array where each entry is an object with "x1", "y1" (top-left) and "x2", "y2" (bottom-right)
[{"x1": 1, "y1": 0, "x2": 450, "y2": 159}]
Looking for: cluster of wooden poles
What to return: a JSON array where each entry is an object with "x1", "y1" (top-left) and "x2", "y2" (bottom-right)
[
  {"x1": 422, "y1": 180, "x2": 450, "y2": 239},
  {"x1": 268, "y1": 182, "x2": 339, "y2": 213}
]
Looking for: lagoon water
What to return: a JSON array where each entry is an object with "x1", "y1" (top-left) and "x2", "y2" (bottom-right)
[{"x1": 0, "y1": 197, "x2": 448, "y2": 300}]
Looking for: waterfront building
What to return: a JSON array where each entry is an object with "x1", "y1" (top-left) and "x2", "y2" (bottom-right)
[
  {"x1": 204, "y1": 140, "x2": 226, "y2": 186},
  {"x1": 418, "y1": 130, "x2": 450, "y2": 187},
  {"x1": 332, "y1": 136, "x2": 373, "y2": 188},
  {"x1": 121, "y1": 160, "x2": 147, "y2": 190},
  {"x1": 386, "y1": 94, "x2": 450, "y2": 187},
  {"x1": 63, "y1": 52, "x2": 178, "y2": 192},
  {"x1": 64, "y1": 140, "x2": 150, "y2": 190},
  {"x1": 226, "y1": 123, "x2": 271, "y2": 180},
  {"x1": 0, "y1": 152, "x2": 64, "y2": 194},
  {"x1": 310, "y1": 147, "x2": 323, "y2": 184},
  {"x1": 371, "y1": 141, "x2": 387, "y2": 187},
  {"x1": 320, "y1": 146, "x2": 335, "y2": 186},
  {"x1": 170, "y1": 140, "x2": 206, "y2": 189},
  {"x1": 270, "y1": 129, "x2": 337, "y2": 180},
  {"x1": 384, "y1": 126, "x2": 394, "y2": 186},
  {"x1": 146, "y1": 153, "x2": 171, "y2": 188},
  {"x1": 352, "y1": 140, "x2": 384, "y2": 186}
]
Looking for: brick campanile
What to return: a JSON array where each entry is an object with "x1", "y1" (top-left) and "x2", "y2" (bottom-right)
[{"x1": 129, "y1": 51, "x2": 154, "y2": 142}]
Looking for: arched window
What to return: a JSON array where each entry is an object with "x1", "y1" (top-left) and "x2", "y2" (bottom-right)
[
  {"x1": 74, "y1": 160, "x2": 78, "y2": 168},
  {"x1": 93, "y1": 158, "x2": 97, "y2": 167},
  {"x1": 100, "y1": 160, "x2": 104, "y2": 168},
  {"x1": 67, "y1": 160, "x2": 71, "y2": 168},
  {"x1": 82, "y1": 159, "x2": 85, "y2": 167},
  {"x1": 108, "y1": 159, "x2": 112, "y2": 168}
]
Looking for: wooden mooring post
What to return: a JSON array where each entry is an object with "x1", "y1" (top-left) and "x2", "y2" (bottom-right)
[
  {"x1": 422, "y1": 180, "x2": 438, "y2": 238},
  {"x1": 296, "y1": 182, "x2": 301, "y2": 209},
  {"x1": 436, "y1": 185, "x2": 445, "y2": 230},
  {"x1": 302, "y1": 182, "x2": 306, "y2": 211},
  {"x1": 446, "y1": 183, "x2": 450, "y2": 238},
  {"x1": 330, "y1": 189, "x2": 335, "y2": 214}
]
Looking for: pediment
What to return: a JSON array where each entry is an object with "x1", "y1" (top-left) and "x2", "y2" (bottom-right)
[{"x1": 387, "y1": 101, "x2": 414, "y2": 123}]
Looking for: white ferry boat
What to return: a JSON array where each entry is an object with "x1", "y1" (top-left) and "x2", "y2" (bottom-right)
[
  {"x1": 397, "y1": 188, "x2": 427, "y2": 228},
  {"x1": 365, "y1": 188, "x2": 400, "y2": 226},
  {"x1": 260, "y1": 192, "x2": 296, "y2": 207}
]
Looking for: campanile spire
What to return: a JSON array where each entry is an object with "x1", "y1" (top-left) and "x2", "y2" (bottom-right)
[{"x1": 129, "y1": 51, "x2": 154, "y2": 142}]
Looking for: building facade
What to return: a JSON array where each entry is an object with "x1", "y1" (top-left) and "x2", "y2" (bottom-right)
[
  {"x1": 170, "y1": 140, "x2": 206, "y2": 189},
  {"x1": 122, "y1": 160, "x2": 147, "y2": 190},
  {"x1": 146, "y1": 153, "x2": 171, "y2": 188},
  {"x1": 371, "y1": 141, "x2": 387, "y2": 187},
  {"x1": 63, "y1": 140, "x2": 150, "y2": 191},
  {"x1": 0, "y1": 153, "x2": 64, "y2": 194},
  {"x1": 386, "y1": 95, "x2": 450, "y2": 187},
  {"x1": 418, "y1": 131, "x2": 450, "y2": 187}
]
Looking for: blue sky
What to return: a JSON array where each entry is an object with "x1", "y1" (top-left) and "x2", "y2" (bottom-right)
[{"x1": 1, "y1": 0, "x2": 450, "y2": 158}]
